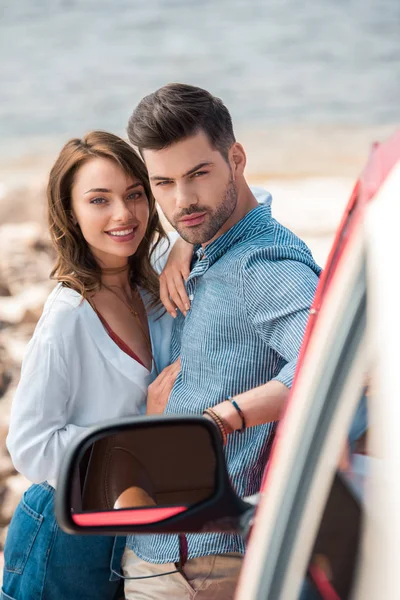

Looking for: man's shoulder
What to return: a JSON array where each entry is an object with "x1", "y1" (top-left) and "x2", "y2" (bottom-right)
[
  {"x1": 230, "y1": 218, "x2": 319, "y2": 272},
  {"x1": 236, "y1": 223, "x2": 321, "y2": 303}
]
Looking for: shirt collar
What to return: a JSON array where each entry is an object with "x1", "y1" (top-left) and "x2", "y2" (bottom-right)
[{"x1": 190, "y1": 204, "x2": 272, "y2": 276}]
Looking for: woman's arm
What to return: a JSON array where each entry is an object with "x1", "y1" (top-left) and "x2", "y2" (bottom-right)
[
  {"x1": 150, "y1": 232, "x2": 193, "y2": 317},
  {"x1": 159, "y1": 238, "x2": 194, "y2": 318},
  {"x1": 6, "y1": 336, "x2": 85, "y2": 483}
]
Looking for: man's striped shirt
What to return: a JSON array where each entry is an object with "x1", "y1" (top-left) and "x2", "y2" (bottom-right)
[{"x1": 128, "y1": 203, "x2": 321, "y2": 563}]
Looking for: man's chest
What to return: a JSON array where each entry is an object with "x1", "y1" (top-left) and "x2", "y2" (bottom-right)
[{"x1": 173, "y1": 269, "x2": 255, "y2": 354}]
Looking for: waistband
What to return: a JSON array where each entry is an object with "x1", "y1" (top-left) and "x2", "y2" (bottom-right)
[{"x1": 38, "y1": 481, "x2": 55, "y2": 494}]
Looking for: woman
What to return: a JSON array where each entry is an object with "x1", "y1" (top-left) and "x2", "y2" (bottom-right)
[{"x1": 2, "y1": 131, "x2": 182, "y2": 600}]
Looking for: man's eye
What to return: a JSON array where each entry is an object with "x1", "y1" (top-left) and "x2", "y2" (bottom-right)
[
  {"x1": 156, "y1": 181, "x2": 172, "y2": 187},
  {"x1": 90, "y1": 197, "x2": 106, "y2": 205},
  {"x1": 192, "y1": 171, "x2": 208, "y2": 178}
]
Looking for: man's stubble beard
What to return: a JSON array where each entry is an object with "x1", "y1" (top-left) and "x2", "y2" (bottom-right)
[{"x1": 168, "y1": 178, "x2": 238, "y2": 245}]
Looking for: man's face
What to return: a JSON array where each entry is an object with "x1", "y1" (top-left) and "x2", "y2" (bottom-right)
[{"x1": 143, "y1": 130, "x2": 237, "y2": 245}]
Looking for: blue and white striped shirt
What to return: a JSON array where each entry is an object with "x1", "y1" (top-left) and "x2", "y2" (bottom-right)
[{"x1": 128, "y1": 203, "x2": 321, "y2": 563}]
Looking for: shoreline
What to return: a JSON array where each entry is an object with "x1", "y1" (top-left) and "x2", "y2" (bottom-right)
[{"x1": 0, "y1": 123, "x2": 396, "y2": 182}]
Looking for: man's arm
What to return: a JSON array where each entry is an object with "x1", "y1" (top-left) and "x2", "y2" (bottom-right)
[
  {"x1": 208, "y1": 252, "x2": 320, "y2": 433},
  {"x1": 210, "y1": 379, "x2": 291, "y2": 433}
]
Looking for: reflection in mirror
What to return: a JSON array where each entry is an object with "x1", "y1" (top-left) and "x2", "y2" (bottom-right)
[{"x1": 70, "y1": 423, "x2": 217, "y2": 515}]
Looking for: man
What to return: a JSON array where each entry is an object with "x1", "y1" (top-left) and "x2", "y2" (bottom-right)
[{"x1": 122, "y1": 83, "x2": 321, "y2": 598}]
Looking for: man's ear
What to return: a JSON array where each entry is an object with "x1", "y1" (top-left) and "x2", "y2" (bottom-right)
[{"x1": 229, "y1": 143, "x2": 246, "y2": 176}]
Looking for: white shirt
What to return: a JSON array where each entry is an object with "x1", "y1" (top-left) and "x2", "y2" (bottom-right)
[{"x1": 6, "y1": 273, "x2": 173, "y2": 487}]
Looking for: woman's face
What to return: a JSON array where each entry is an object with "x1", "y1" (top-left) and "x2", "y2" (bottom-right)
[{"x1": 71, "y1": 157, "x2": 150, "y2": 268}]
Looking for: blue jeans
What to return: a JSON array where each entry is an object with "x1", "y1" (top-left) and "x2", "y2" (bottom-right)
[{"x1": 1, "y1": 482, "x2": 125, "y2": 600}]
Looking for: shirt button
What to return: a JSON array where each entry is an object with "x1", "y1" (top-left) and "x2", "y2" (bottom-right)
[{"x1": 189, "y1": 294, "x2": 194, "y2": 301}]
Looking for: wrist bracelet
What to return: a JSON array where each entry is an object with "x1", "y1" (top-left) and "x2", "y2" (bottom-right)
[
  {"x1": 203, "y1": 408, "x2": 228, "y2": 446},
  {"x1": 228, "y1": 397, "x2": 246, "y2": 432}
]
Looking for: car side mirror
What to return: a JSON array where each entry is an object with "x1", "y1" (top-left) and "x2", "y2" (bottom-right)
[{"x1": 55, "y1": 415, "x2": 251, "y2": 536}]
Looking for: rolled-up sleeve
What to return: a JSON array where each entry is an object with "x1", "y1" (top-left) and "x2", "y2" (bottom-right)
[
  {"x1": 241, "y1": 250, "x2": 320, "y2": 389},
  {"x1": 6, "y1": 336, "x2": 85, "y2": 483}
]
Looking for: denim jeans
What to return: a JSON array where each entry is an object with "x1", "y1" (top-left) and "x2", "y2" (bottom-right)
[{"x1": 1, "y1": 482, "x2": 125, "y2": 600}]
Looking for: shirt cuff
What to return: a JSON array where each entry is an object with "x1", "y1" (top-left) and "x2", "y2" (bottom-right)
[{"x1": 272, "y1": 360, "x2": 297, "y2": 389}]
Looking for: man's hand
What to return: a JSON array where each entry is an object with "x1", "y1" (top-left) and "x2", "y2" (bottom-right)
[
  {"x1": 146, "y1": 358, "x2": 181, "y2": 415},
  {"x1": 160, "y1": 238, "x2": 193, "y2": 318}
]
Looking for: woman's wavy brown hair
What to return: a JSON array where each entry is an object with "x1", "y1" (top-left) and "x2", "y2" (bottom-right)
[{"x1": 48, "y1": 130, "x2": 168, "y2": 309}]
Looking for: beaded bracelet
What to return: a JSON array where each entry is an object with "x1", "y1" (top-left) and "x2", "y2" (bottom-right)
[
  {"x1": 203, "y1": 408, "x2": 228, "y2": 446},
  {"x1": 228, "y1": 396, "x2": 246, "y2": 432}
]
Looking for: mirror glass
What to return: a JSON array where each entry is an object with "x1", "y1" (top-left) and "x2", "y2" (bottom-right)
[{"x1": 69, "y1": 422, "x2": 218, "y2": 518}]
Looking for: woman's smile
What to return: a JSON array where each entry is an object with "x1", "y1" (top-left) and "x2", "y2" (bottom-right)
[{"x1": 105, "y1": 224, "x2": 139, "y2": 242}]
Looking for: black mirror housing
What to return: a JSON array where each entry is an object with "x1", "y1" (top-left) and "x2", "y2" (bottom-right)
[{"x1": 55, "y1": 415, "x2": 249, "y2": 536}]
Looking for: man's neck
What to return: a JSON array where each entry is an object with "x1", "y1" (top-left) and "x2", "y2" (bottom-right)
[{"x1": 202, "y1": 184, "x2": 258, "y2": 249}]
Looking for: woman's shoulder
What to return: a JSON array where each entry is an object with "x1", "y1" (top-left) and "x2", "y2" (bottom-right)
[{"x1": 33, "y1": 283, "x2": 86, "y2": 341}]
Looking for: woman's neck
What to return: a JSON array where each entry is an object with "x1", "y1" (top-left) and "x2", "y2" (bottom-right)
[{"x1": 100, "y1": 263, "x2": 131, "y2": 291}]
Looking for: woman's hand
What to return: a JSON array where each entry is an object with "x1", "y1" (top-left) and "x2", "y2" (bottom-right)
[
  {"x1": 159, "y1": 238, "x2": 194, "y2": 318},
  {"x1": 146, "y1": 358, "x2": 181, "y2": 415}
]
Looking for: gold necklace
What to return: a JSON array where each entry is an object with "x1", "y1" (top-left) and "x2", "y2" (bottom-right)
[{"x1": 101, "y1": 282, "x2": 155, "y2": 370}]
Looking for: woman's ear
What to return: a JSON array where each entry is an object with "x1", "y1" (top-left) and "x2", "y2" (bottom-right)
[
  {"x1": 70, "y1": 211, "x2": 78, "y2": 226},
  {"x1": 229, "y1": 143, "x2": 246, "y2": 177}
]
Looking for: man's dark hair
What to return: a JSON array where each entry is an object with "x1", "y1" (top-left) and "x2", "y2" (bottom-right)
[{"x1": 127, "y1": 83, "x2": 236, "y2": 160}]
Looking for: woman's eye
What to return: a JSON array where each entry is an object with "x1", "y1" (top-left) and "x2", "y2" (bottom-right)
[
  {"x1": 127, "y1": 191, "x2": 143, "y2": 201},
  {"x1": 90, "y1": 197, "x2": 106, "y2": 205}
]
